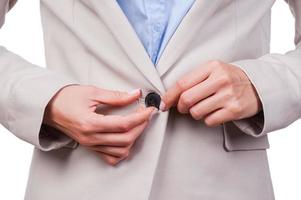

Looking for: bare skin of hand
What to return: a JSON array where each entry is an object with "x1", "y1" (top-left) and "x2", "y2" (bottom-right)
[
  {"x1": 43, "y1": 85, "x2": 157, "y2": 166},
  {"x1": 161, "y1": 60, "x2": 262, "y2": 126}
]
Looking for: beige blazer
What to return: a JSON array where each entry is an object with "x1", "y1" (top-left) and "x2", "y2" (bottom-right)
[{"x1": 1, "y1": 0, "x2": 301, "y2": 199}]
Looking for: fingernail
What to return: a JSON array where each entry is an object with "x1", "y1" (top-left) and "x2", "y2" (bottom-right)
[
  {"x1": 129, "y1": 88, "x2": 141, "y2": 96},
  {"x1": 159, "y1": 101, "x2": 166, "y2": 111},
  {"x1": 149, "y1": 108, "x2": 158, "y2": 120}
]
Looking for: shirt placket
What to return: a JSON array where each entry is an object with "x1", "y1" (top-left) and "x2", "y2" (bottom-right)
[{"x1": 145, "y1": 0, "x2": 168, "y2": 64}]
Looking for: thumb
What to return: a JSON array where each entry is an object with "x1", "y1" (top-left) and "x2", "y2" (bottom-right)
[
  {"x1": 161, "y1": 85, "x2": 182, "y2": 111},
  {"x1": 93, "y1": 88, "x2": 141, "y2": 106}
]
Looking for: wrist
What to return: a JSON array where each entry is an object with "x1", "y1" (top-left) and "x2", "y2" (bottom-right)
[{"x1": 42, "y1": 84, "x2": 79, "y2": 127}]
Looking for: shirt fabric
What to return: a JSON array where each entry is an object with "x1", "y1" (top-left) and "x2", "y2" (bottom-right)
[{"x1": 116, "y1": 0, "x2": 195, "y2": 65}]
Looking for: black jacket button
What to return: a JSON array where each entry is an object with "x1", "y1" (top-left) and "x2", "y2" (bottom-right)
[{"x1": 145, "y1": 92, "x2": 161, "y2": 109}]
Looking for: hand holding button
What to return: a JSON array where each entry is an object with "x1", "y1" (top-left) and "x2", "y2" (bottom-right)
[
  {"x1": 44, "y1": 85, "x2": 158, "y2": 166},
  {"x1": 161, "y1": 60, "x2": 262, "y2": 126}
]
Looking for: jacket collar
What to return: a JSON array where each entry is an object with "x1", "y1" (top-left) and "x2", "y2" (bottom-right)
[
  {"x1": 87, "y1": 1, "x2": 218, "y2": 91},
  {"x1": 156, "y1": 0, "x2": 219, "y2": 76},
  {"x1": 90, "y1": 1, "x2": 165, "y2": 93}
]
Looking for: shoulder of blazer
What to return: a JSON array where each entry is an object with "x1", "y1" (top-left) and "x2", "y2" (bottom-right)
[{"x1": 8, "y1": 0, "x2": 17, "y2": 11}]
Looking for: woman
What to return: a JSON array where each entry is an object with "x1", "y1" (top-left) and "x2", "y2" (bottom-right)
[{"x1": 1, "y1": 0, "x2": 300, "y2": 199}]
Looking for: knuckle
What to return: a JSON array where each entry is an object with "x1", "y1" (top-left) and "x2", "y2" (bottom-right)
[
  {"x1": 204, "y1": 117, "x2": 215, "y2": 127},
  {"x1": 229, "y1": 101, "x2": 243, "y2": 115},
  {"x1": 209, "y1": 60, "x2": 223, "y2": 67},
  {"x1": 112, "y1": 91, "x2": 123, "y2": 98},
  {"x1": 78, "y1": 136, "x2": 92, "y2": 146},
  {"x1": 223, "y1": 91, "x2": 232, "y2": 100},
  {"x1": 78, "y1": 120, "x2": 92, "y2": 133},
  {"x1": 121, "y1": 149, "x2": 130, "y2": 157},
  {"x1": 119, "y1": 96, "x2": 130, "y2": 104},
  {"x1": 123, "y1": 135, "x2": 134, "y2": 146},
  {"x1": 177, "y1": 105, "x2": 187, "y2": 114},
  {"x1": 180, "y1": 93, "x2": 192, "y2": 107},
  {"x1": 189, "y1": 108, "x2": 200, "y2": 120},
  {"x1": 176, "y1": 79, "x2": 188, "y2": 91},
  {"x1": 108, "y1": 158, "x2": 119, "y2": 166},
  {"x1": 113, "y1": 91, "x2": 128, "y2": 102},
  {"x1": 217, "y1": 75, "x2": 232, "y2": 86},
  {"x1": 118, "y1": 121, "x2": 132, "y2": 132},
  {"x1": 227, "y1": 86, "x2": 236, "y2": 96}
]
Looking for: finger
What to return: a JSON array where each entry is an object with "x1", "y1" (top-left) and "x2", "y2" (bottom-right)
[
  {"x1": 88, "y1": 146, "x2": 131, "y2": 158},
  {"x1": 87, "y1": 121, "x2": 149, "y2": 147},
  {"x1": 88, "y1": 106, "x2": 156, "y2": 133},
  {"x1": 93, "y1": 88, "x2": 141, "y2": 107},
  {"x1": 189, "y1": 91, "x2": 225, "y2": 120},
  {"x1": 96, "y1": 151, "x2": 123, "y2": 166},
  {"x1": 134, "y1": 104, "x2": 147, "y2": 112},
  {"x1": 161, "y1": 84, "x2": 182, "y2": 112},
  {"x1": 177, "y1": 77, "x2": 220, "y2": 113},
  {"x1": 203, "y1": 108, "x2": 234, "y2": 127},
  {"x1": 162, "y1": 65, "x2": 211, "y2": 111}
]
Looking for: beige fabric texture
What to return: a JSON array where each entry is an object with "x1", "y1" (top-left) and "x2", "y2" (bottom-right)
[{"x1": 0, "y1": 0, "x2": 300, "y2": 199}]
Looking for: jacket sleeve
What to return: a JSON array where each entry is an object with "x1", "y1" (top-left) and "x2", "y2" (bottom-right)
[
  {"x1": 227, "y1": 0, "x2": 301, "y2": 138},
  {"x1": 0, "y1": 0, "x2": 79, "y2": 151}
]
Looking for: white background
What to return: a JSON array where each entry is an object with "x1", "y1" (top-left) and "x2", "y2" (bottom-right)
[{"x1": 0, "y1": 0, "x2": 299, "y2": 199}]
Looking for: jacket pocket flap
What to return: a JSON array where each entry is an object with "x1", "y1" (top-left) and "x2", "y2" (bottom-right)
[{"x1": 223, "y1": 121, "x2": 270, "y2": 151}]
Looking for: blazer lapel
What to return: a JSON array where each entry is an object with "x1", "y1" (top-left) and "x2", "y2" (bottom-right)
[
  {"x1": 87, "y1": 1, "x2": 165, "y2": 93},
  {"x1": 156, "y1": 0, "x2": 220, "y2": 77}
]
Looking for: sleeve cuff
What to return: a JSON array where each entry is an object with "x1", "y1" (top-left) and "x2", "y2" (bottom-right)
[
  {"x1": 39, "y1": 124, "x2": 79, "y2": 150},
  {"x1": 5, "y1": 70, "x2": 80, "y2": 151},
  {"x1": 230, "y1": 59, "x2": 295, "y2": 137},
  {"x1": 232, "y1": 110, "x2": 265, "y2": 138}
]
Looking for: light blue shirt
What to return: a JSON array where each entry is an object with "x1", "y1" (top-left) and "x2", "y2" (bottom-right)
[{"x1": 116, "y1": 0, "x2": 195, "y2": 65}]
